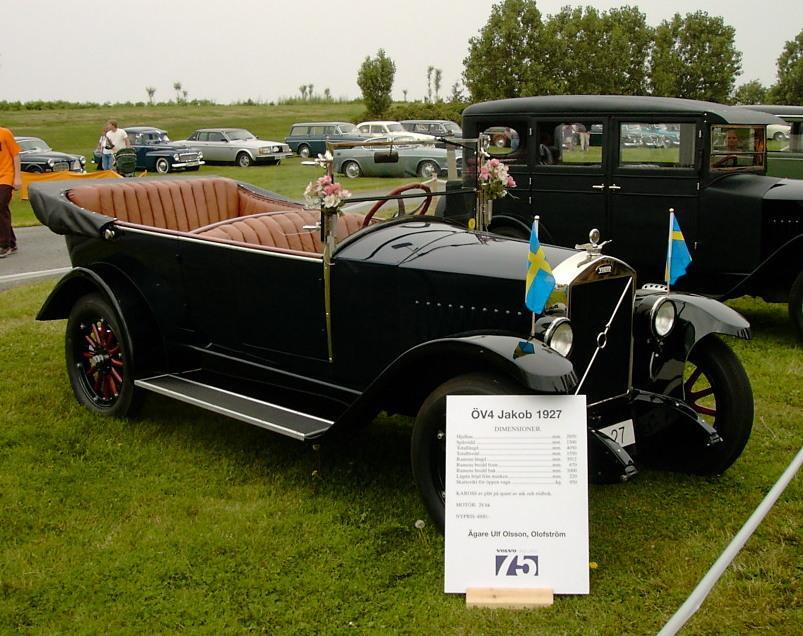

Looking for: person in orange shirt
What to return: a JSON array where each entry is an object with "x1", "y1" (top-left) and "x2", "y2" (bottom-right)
[{"x1": 0, "y1": 126, "x2": 22, "y2": 257}]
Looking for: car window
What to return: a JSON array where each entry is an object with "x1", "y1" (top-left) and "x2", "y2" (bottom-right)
[
  {"x1": 358, "y1": 125, "x2": 370, "y2": 133},
  {"x1": 370, "y1": 125, "x2": 385, "y2": 134},
  {"x1": 710, "y1": 125, "x2": 765, "y2": 171},
  {"x1": 291, "y1": 126, "x2": 308, "y2": 136},
  {"x1": 386, "y1": 123, "x2": 404, "y2": 133},
  {"x1": 481, "y1": 125, "x2": 525, "y2": 159},
  {"x1": 444, "y1": 122, "x2": 462, "y2": 135},
  {"x1": 337, "y1": 124, "x2": 357, "y2": 134},
  {"x1": 194, "y1": 132, "x2": 207, "y2": 142},
  {"x1": 619, "y1": 122, "x2": 696, "y2": 169},
  {"x1": 414, "y1": 124, "x2": 429, "y2": 133},
  {"x1": 208, "y1": 132, "x2": 225, "y2": 142},
  {"x1": 187, "y1": 132, "x2": 198, "y2": 141},
  {"x1": 19, "y1": 138, "x2": 51, "y2": 152},
  {"x1": 227, "y1": 130, "x2": 255, "y2": 141},
  {"x1": 323, "y1": 126, "x2": 335, "y2": 135},
  {"x1": 310, "y1": 126, "x2": 325, "y2": 136}
]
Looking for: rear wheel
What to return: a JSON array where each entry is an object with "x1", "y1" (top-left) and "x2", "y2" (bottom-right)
[
  {"x1": 411, "y1": 373, "x2": 523, "y2": 532},
  {"x1": 236, "y1": 152, "x2": 252, "y2": 168},
  {"x1": 66, "y1": 293, "x2": 141, "y2": 417},
  {"x1": 155, "y1": 158, "x2": 170, "y2": 174},
  {"x1": 298, "y1": 144, "x2": 311, "y2": 159},
  {"x1": 789, "y1": 272, "x2": 803, "y2": 340},
  {"x1": 417, "y1": 160, "x2": 439, "y2": 179},
  {"x1": 343, "y1": 161, "x2": 361, "y2": 179}
]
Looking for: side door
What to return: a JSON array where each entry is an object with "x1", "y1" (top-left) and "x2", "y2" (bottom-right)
[
  {"x1": 179, "y1": 238, "x2": 329, "y2": 370},
  {"x1": 205, "y1": 131, "x2": 229, "y2": 162},
  {"x1": 530, "y1": 118, "x2": 610, "y2": 247},
  {"x1": 606, "y1": 118, "x2": 701, "y2": 280},
  {"x1": 308, "y1": 125, "x2": 327, "y2": 155}
]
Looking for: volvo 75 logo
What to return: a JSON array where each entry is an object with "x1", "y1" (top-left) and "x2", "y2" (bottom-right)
[
  {"x1": 596, "y1": 264, "x2": 613, "y2": 275},
  {"x1": 495, "y1": 554, "x2": 539, "y2": 576}
]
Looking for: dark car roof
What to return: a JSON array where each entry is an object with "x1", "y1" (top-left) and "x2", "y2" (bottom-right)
[
  {"x1": 463, "y1": 95, "x2": 783, "y2": 125},
  {"x1": 290, "y1": 122, "x2": 354, "y2": 127},
  {"x1": 739, "y1": 104, "x2": 803, "y2": 123}
]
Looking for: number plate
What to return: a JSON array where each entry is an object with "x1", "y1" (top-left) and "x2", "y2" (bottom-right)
[{"x1": 598, "y1": 419, "x2": 635, "y2": 447}]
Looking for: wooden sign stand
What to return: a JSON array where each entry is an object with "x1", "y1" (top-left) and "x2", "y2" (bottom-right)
[{"x1": 466, "y1": 587, "x2": 554, "y2": 609}]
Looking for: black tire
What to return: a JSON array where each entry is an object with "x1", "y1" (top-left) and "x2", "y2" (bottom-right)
[
  {"x1": 672, "y1": 335, "x2": 753, "y2": 474},
  {"x1": 343, "y1": 161, "x2": 361, "y2": 179},
  {"x1": 154, "y1": 158, "x2": 170, "y2": 174},
  {"x1": 26, "y1": 165, "x2": 44, "y2": 173},
  {"x1": 65, "y1": 293, "x2": 141, "y2": 417},
  {"x1": 236, "y1": 152, "x2": 253, "y2": 168},
  {"x1": 417, "y1": 160, "x2": 439, "y2": 179},
  {"x1": 411, "y1": 373, "x2": 523, "y2": 532},
  {"x1": 788, "y1": 272, "x2": 803, "y2": 340},
  {"x1": 298, "y1": 144, "x2": 311, "y2": 159}
]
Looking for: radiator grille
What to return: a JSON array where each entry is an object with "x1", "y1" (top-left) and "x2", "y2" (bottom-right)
[{"x1": 568, "y1": 275, "x2": 633, "y2": 404}]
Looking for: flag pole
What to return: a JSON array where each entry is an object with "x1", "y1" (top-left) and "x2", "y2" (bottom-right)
[
  {"x1": 665, "y1": 208, "x2": 675, "y2": 293},
  {"x1": 530, "y1": 215, "x2": 541, "y2": 339}
]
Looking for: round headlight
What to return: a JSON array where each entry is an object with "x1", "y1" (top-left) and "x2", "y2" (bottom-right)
[
  {"x1": 272, "y1": 145, "x2": 280, "y2": 153},
  {"x1": 79, "y1": 156, "x2": 86, "y2": 164},
  {"x1": 47, "y1": 159, "x2": 54, "y2": 166},
  {"x1": 651, "y1": 297, "x2": 676, "y2": 338},
  {"x1": 545, "y1": 317, "x2": 573, "y2": 357},
  {"x1": 173, "y1": 153, "x2": 180, "y2": 161}
]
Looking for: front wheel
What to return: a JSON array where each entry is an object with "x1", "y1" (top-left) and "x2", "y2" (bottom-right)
[
  {"x1": 411, "y1": 373, "x2": 523, "y2": 532},
  {"x1": 417, "y1": 160, "x2": 439, "y2": 179},
  {"x1": 789, "y1": 272, "x2": 803, "y2": 340},
  {"x1": 65, "y1": 293, "x2": 141, "y2": 417},
  {"x1": 236, "y1": 152, "x2": 252, "y2": 168},
  {"x1": 677, "y1": 335, "x2": 753, "y2": 474},
  {"x1": 154, "y1": 158, "x2": 170, "y2": 174}
]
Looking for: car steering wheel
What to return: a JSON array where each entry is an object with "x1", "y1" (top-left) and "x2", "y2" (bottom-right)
[
  {"x1": 713, "y1": 155, "x2": 738, "y2": 168},
  {"x1": 361, "y1": 183, "x2": 433, "y2": 227}
]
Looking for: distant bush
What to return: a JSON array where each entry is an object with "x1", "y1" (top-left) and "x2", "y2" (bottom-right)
[
  {"x1": 0, "y1": 98, "x2": 217, "y2": 111},
  {"x1": 274, "y1": 96, "x2": 357, "y2": 105},
  {"x1": 383, "y1": 100, "x2": 467, "y2": 124}
]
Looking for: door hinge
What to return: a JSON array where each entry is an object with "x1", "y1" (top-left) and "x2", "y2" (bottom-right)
[{"x1": 529, "y1": 127, "x2": 533, "y2": 137}]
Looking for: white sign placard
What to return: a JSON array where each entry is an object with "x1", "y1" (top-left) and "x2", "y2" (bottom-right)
[{"x1": 444, "y1": 394, "x2": 589, "y2": 595}]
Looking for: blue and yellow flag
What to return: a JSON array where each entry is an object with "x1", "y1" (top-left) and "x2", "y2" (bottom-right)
[
  {"x1": 665, "y1": 212, "x2": 692, "y2": 286},
  {"x1": 525, "y1": 221, "x2": 556, "y2": 314}
]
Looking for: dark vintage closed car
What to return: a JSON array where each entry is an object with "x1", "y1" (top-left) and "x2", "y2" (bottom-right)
[
  {"x1": 30, "y1": 174, "x2": 753, "y2": 531},
  {"x1": 16, "y1": 136, "x2": 86, "y2": 173},
  {"x1": 284, "y1": 122, "x2": 369, "y2": 158},
  {"x1": 186, "y1": 128, "x2": 293, "y2": 167},
  {"x1": 450, "y1": 96, "x2": 803, "y2": 338},
  {"x1": 92, "y1": 126, "x2": 204, "y2": 174}
]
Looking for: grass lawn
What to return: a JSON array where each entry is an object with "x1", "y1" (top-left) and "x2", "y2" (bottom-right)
[
  {"x1": 5, "y1": 103, "x2": 414, "y2": 227},
  {"x1": 0, "y1": 280, "x2": 800, "y2": 633}
]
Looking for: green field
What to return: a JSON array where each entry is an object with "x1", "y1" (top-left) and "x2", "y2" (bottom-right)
[
  {"x1": 5, "y1": 103, "x2": 412, "y2": 227},
  {"x1": 1, "y1": 105, "x2": 801, "y2": 633}
]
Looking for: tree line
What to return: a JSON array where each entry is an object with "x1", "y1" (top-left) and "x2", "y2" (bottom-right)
[{"x1": 358, "y1": 1, "x2": 802, "y2": 118}]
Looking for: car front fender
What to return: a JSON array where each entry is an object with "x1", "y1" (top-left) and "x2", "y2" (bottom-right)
[
  {"x1": 632, "y1": 290, "x2": 750, "y2": 392},
  {"x1": 329, "y1": 334, "x2": 577, "y2": 432}
]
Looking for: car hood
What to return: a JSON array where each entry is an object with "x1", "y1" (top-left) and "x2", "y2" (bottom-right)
[
  {"x1": 21, "y1": 150, "x2": 81, "y2": 161},
  {"x1": 337, "y1": 218, "x2": 576, "y2": 275}
]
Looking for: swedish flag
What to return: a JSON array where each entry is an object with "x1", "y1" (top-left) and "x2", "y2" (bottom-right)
[
  {"x1": 525, "y1": 221, "x2": 555, "y2": 314},
  {"x1": 665, "y1": 212, "x2": 692, "y2": 286}
]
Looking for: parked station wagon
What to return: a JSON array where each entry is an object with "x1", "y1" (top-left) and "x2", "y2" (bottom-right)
[
  {"x1": 30, "y1": 173, "x2": 754, "y2": 530},
  {"x1": 450, "y1": 96, "x2": 803, "y2": 338},
  {"x1": 284, "y1": 122, "x2": 368, "y2": 158}
]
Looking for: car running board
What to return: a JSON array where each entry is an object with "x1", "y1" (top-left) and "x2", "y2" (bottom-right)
[{"x1": 134, "y1": 374, "x2": 334, "y2": 441}]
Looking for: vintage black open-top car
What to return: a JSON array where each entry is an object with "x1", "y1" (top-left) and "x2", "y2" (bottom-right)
[
  {"x1": 449, "y1": 96, "x2": 803, "y2": 338},
  {"x1": 30, "y1": 174, "x2": 754, "y2": 530}
]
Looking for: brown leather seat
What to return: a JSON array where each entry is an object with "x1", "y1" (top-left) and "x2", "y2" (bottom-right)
[
  {"x1": 66, "y1": 177, "x2": 301, "y2": 232},
  {"x1": 194, "y1": 210, "x2": 365, "y2": 254}
]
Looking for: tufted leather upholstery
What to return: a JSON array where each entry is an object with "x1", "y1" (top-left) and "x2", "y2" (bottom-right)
[
  {"x1": 194, "y1": 210, "x2": 365, "y2": 254},
  {"x1": 67, "y1": 177, "x2": 301, "y2": 232}
]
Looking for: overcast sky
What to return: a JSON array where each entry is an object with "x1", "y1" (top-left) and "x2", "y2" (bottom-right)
[{"x1": 2, "y1": 0, "x2": 801, "y2": 104}]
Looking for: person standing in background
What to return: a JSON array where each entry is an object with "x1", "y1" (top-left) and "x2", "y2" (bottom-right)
[
  {"x1": 0, "y1": 125, "x2": 22, "y2": 258},
  {"x1": 97, "y1": 122, "x2": 114, "y2": 170},
  {"x1": 104, "y1": 120, "x2": 130, "y2": 166}
]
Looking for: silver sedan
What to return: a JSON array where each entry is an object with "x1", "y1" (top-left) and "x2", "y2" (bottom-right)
[{"x1": 185, "y1": 128, "x2": 293, "y2": 167}]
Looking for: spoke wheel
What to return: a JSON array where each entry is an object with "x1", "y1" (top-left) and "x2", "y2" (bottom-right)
[
  {"x1": 411, "y1": 373, "x2": 522, "y2": 533},
  {"x1": 66, "y1": 294, "x2": 140, "y2": 417},
  {"x1": 679, "y1": 335, "x2": 753, "y2": 474}
]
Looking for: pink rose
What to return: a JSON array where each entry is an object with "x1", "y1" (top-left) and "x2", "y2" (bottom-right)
[
  {"x1": 507, "y1": 176, "x2": 516, "y2": 187},
  {"x1": 489, "y1": 158, "x2": 500, "y2": 167}
]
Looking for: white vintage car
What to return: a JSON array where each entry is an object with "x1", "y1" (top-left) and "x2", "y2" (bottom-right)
[
  {"x1": 185, "y1": 128, "x2": 293, "y2": 167},
  {"x1": 356, "y1": 120, "x2": 434, "y2": 143}
]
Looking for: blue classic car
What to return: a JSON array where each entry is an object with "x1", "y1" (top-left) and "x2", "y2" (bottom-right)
[
  {"x1": 333, "y1": 137, "x2": 461, "y2": 179},
  {"x1": 92, "y1": 126, "x2": 204, "y2": 174},
  {"x1": 17, "y1": 136, "x2": 86, "y2": 173}
]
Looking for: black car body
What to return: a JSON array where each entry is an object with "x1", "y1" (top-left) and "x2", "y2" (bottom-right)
[
  {"x1": 92, "y1": 126, "x2": 203, "y2": 174},
  {"x1": 17, "y1": 136, "x2": 85, "y2": 173},
  {"x1": 30, "y1": 175, "x2": 754, "y2": 530},
  {"x1": 449, "y1": 96, "x2": 803, "y2": 337}
]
